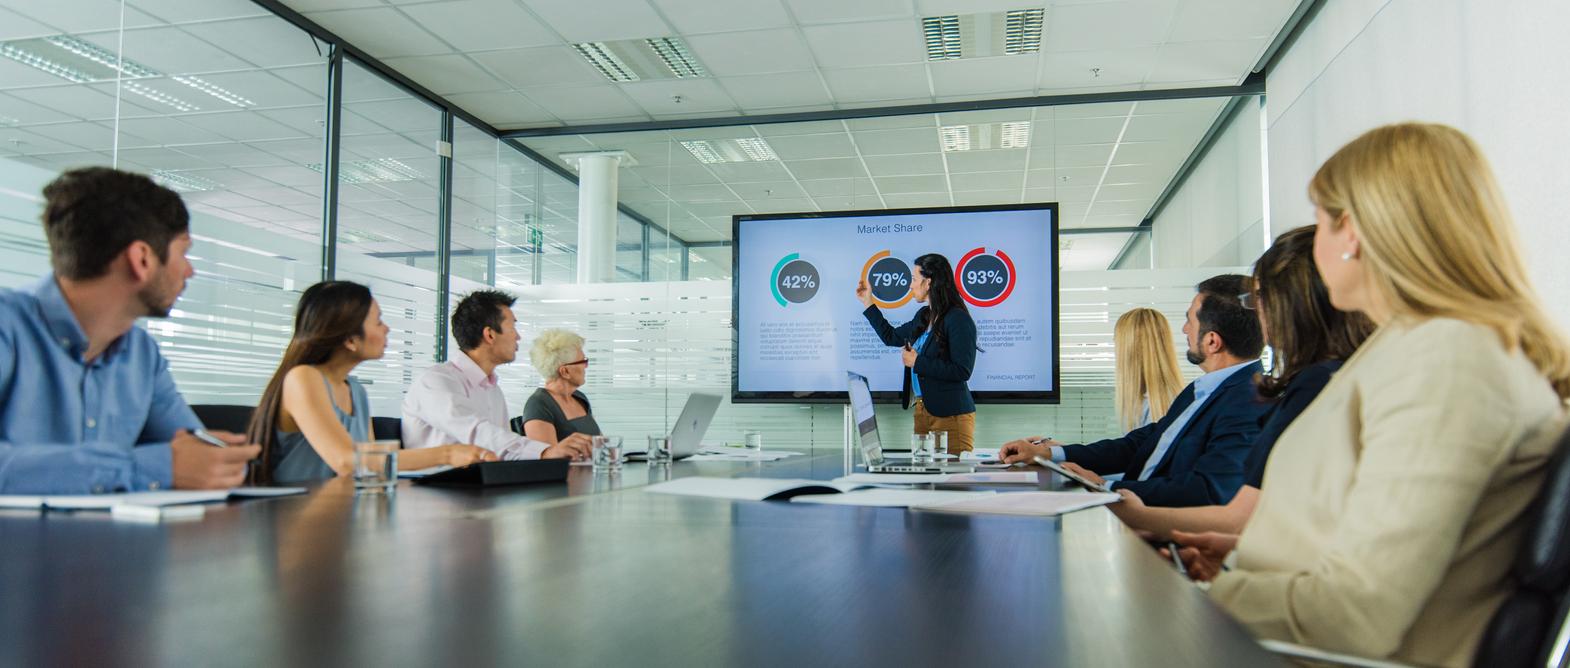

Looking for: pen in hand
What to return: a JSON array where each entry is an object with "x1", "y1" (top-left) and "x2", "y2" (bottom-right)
[{"x1": 1165, "y1": 541, "x2": 1188, "y2": 577}]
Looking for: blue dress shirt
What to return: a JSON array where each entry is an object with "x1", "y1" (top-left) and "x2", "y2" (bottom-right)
[
  {"x1": 911, "y1": 330, "x2": 931, "y2": 398},
  {"x1": 1052, "y1": 359, "x2": 1257, "y2": 483},
  {"x1": 0, "y1": 275, "x2": 200, "y2": 494}
]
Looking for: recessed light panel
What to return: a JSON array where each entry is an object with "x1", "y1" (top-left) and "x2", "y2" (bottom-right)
[{"x1": 920, "y1": 8, "x2": 1047, "y2": 61}]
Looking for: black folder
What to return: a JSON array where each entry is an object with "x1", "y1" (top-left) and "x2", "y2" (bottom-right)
[{"x1": 412, "y1": 460, "x2": 569, "y2": 487}]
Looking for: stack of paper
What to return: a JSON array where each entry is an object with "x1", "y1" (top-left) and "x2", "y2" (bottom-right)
[
  {"x1": 915, "y1": 491, "x2": 1120, "y2": 516},
  {"x1": 644, "y1": 477, "x2": 849, "y2": 500},
  {"x1": 790, "y1": 489, "x2": 995, "y2": 507},
  {"x1": 830, "y1": 471, "x2": 1040, "y2": 485}
]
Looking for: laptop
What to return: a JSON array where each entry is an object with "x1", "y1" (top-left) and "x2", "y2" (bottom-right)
[
  {"x1": 846, "y1": 371, "x2": 942, "y2": 474},
  {"x1": 621, "y1": 392, "x2": 722, "y2": 461}
]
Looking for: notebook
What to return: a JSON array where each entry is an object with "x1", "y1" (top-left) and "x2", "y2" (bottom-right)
[
  {"x1": 914, "y1": 491, "x2": 1120, "y2": 516},
  {"x1": 0, "y1": 487, "x2": 306, "y2": 510}
]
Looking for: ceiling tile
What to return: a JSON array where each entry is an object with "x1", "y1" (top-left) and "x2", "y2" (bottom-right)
[
  {"x1": 944, "y1": 149, "x2": 1027, "y2": 173},
  {"x1": 729, "y1": 180, "x2": 807, "y2": 199},
  {"x1": 1038, "y1": 48, "x2": 1156, "y2": 90},
  {"x1": 1054, "y1": 116, "x2": 1128, "y2": 145},
  {"x1": 952, "y1": 190, "x2": 1019, "y2": 206},
  {"x1": 181, "y1": 17, "x2": 328, "y2": 69},
  {"x1": 845, "y1": 115, "x2": 935, "y2": 131},
  {"x1": 621, "y1": 79, "x2": 739, "y2": 116},
  {"x1": 651, "y1": 0, "x2": 793, "y2": 34},
  {"x1": 1044, "y1": 0, "x2": 1179, "y2": 52},
  {"x1": 178, "y1": 111, "x2": 310, "y2": 142},
  {"x1": 929, "y1": 56, "x2": 1040, "y2": 97},
  {"x1": 79, "y1": 26, "x2": 251, "y2": 75},
  {"x1": 755, "y1": 120, "x2": 846, "y2": 137},
  {"x1": 949, "y1": 171, "x2": 1021, "y2": 191},
  {"x1": 851, "y1": 127, "x2": 939, "y2": 156},
  {"x1": 763, "y1": 132, "x2": 856, "y2": 160},
  {"x1": 302, "y1": 7, "x2": 451, "y2": 58},
  {"x1": 446, "y1": 92, "x2": 558, "y2": 126},
  {"x1": 822, "y1": 64, "x2": 930, "y2": 103},
  {"x1": 717, "y1": 72, "x2": 831, "y2": 109},
  {"x1": 0, "y1": 6, "x2": 59, "y2": 40},
  {"x1": 471, "y1": 47, "x2": 606, "y2": 89},
  {"x1": 1120, "y1": 111, "x2": 1218, "y2": 142},
  {"x1": 783, "y1": 0, "x2": 914, "y2": 25},
  {"x1": 383, "y1": 55, "x2": 509, "y2": 96},
  {"x1": 863, "y1": 152, "x2": 944, "y2": 176},
  {"x1": 1111, "y1": 140, "x2": 1186, "y2": 165},
  {"x1": 783, "y1": 158, "x2": 868, "y2": 180},
  {"x1": 684, "y1": 29, "x2": 817, "y2": 77},
  {"x1": 797, "y1": 177, "x2": 875, "y2": 196},
  {"x1": 704, "y1": 161, "x2": 793, "y2": 183},
  {"x1": 527, "y1": 85, "x2": 647, "y2": 120},
  {"x1": 11, "y1": 0, "x2": 160, "y2": 33},
  {"x1": 802, "y1": 20, "x2": 925, "y2": 68},
  {"x1": 400, "y1": 0, "x2": 559, "y2": 52},
  {"x1": 112, "y1": 116, "x2": 231, "y2": 146},
  {"x1": 880, "y1": 193, "x2": 950, "y2": 208},
  {"x1": 522, "y1": 0, "x2": 674, "y2": 42},
  {"x1": 1146, "y1": 39, "x2": 1269, "y2": 84},
  {"x1": 1168, "y1": 0, "x2": 1300, "y2": 42}
]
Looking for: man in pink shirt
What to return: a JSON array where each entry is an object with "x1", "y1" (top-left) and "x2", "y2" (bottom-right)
[{"x1": 401, "y1": 290, "x2": 589, "y2": 460}]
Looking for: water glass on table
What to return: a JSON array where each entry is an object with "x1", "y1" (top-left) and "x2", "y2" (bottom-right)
[
  {"x1": 592, "y1": 435, "x2": 624, "y2": 473},
  {"x1": 931, "y1": 430, "x2": 949, "y2": 458},
  {"x1": 910, "y1": 433, "x2": 933, "y2": 463},
  {"x1": 353, "y1": 440, "x2": 399, "y2": 493},
  {"x1": 647, "y1": 435, "x2": 672, "y2": 465},
  {"x1": 744, "y1": 430, "x2": 763, "y2": 453}
]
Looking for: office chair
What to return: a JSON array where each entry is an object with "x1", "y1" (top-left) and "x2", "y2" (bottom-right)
[
  {"x1": 190, "y1": 404, "x2": 254, "y2": 434},
  {"x1": 510, "y1": 416, "x2": 526, "y2": 436},
  {"x1": 1262, "y1": 421, "x2": 1570, "y2": 668},
  {"x1": 371, "y1": 416, "x2": 403, "y2": 446}
]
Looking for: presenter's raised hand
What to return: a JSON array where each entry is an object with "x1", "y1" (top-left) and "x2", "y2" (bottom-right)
[{"x1": 855, "y1": 277, "x2": 873, "y2": 307}]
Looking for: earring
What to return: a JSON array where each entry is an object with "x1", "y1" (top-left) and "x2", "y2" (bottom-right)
[{"x1": 1340, "y1": 251, "x2": 1355, "y2": 261}]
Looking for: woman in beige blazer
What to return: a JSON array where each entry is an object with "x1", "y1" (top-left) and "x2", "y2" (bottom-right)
[{"x1": 1171, "y1": 123, "x2": 1570, "y2": 667}]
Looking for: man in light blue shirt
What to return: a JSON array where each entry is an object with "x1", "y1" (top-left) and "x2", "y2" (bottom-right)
[
  {"x1": 1000, "y1": 275, "x2": 1269, "y2": 506},
  {"x1": 0, "y1": 167, "x2": 259, "y2": 494}
]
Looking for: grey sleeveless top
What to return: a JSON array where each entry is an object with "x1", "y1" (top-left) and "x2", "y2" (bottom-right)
[{"x1": 271, "y1": 371, "x2": 372, "y2": 484}]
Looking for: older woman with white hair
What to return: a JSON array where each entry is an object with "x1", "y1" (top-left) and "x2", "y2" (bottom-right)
[{"x1": 519, "y1": 328, "x2": 601, "y2": 448}]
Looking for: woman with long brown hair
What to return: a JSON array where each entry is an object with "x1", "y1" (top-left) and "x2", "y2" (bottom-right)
[
  {"x1": 1112, "y1": 308, "x2": 1183, "y2": 432},
  {"x1": 1171, "y1": 123, "x2": 1570, "y2": 666},
  {"x1": 247, "y1": 281, "x2": 494, "y2": 484},
  {"x1": 1110, "y1": 225, "x2": 1372, "y2": 536}
]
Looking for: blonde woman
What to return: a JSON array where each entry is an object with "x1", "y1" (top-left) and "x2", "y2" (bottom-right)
[
  {"x1": 520, "y1": 329, "x2": 601, "y2": 448},
  {"x1": 1112, "y1": 308, "x2": 1183, "y2": 432},
  {"x1": 1170, "y1": 123, "x2": 1570, "y2": 667}
]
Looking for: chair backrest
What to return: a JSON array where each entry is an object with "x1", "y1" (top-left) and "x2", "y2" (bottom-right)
[
  {"x1": 190, "y1": 404, "x2": 255, "y2": 435},
  {"x1": 1473, "y1": 421, "x2": 1570, "y2": 668},
  {"x1": 510, "y1": 416, "x2": 526, "y2": 436},
  {"x1": 371, "y1": 416, "x2": 402, "y2": 447}
]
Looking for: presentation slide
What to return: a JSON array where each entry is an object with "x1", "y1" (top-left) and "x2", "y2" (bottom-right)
[{"x1": 732, "y1": 203, "x2": 1059, "y2": 402}]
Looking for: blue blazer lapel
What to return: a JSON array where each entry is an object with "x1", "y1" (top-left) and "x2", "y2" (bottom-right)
[{"x1": 1145, "y1": 361, "x2": 1261, "y2": 475}]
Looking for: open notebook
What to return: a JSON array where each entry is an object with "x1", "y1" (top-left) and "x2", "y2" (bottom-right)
[{"x1": 643, "y1": 477, "x2": 1116, "y2": 515}]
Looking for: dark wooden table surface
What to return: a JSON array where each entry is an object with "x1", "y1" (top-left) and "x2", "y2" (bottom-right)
[{"x1": 0, "y1": 453, "x2": 1281, "y2": 667}]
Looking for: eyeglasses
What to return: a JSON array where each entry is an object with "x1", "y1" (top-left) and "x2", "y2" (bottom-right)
[
  {"x1": 1238, "y1": 292, "x2": 1258, "y2": 310},
  {"x1": 563, "y1": 358, "x2": 589, "y2": 367}
]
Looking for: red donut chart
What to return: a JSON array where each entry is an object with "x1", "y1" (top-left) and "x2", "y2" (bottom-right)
[{"x1": 954, "y1": 247, "x2": 1016, "y2": 308}]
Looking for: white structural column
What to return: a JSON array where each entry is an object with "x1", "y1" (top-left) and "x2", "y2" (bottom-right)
[{"x1": 563, "y1": 151, "x2": 631, "y2": 283}]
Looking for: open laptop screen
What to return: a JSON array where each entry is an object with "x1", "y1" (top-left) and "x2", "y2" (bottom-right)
[{"x1": 846, "y1": 371, "x2": 883, "y2": 466}]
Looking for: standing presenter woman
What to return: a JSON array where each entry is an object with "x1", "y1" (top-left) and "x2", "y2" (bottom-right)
[{"x1": 856, "y1": 253, "x2": 979, "y2": 455}]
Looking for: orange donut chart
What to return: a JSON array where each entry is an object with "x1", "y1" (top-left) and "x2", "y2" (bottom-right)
[{"x1": 860, "y1": 250, "x2": 914, "y2": 308}]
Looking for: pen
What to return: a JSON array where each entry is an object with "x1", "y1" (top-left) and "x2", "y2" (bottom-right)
[
  {"x1": 1027, "y1": 436, "x2": 1053, "y2": 445},
  {"x1": 1165, "y1": 541, "x2": 1189, "y2": 577},
  {"x1": 193, "y1": 429, "x2": 228, "y2": 448}
]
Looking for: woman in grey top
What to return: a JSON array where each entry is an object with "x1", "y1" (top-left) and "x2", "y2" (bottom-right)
[
  {"x1": 246, "y1": 281, "x2": 496, "y2": 484},
  {"x1": 520, "y1": 329, "x2": 601, "y2": 447}
]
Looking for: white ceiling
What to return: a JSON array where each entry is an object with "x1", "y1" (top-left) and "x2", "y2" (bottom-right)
[
  {"x1": 274, "y1": 0, "x2": 1300, "y2": 129},
  {"x1": 522, "y1": 95, "x2": 1230, "y2": 270}
]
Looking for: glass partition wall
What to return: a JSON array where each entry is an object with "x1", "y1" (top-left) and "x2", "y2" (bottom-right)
[{"x1": 0, "y1": 0, "x2": 1262, "y2": 448}]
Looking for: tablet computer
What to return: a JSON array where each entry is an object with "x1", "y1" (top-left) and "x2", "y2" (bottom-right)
[{"x1": 1033, "y1": 456, "x2": 1112, "y2": 493}]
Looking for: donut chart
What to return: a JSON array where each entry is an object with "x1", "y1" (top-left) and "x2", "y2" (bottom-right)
[
  {"x1": 860, "y1": 250, "x2": 913, "y2": 308},
  {"x1": 955, "y1": 247, "x2": 1016, "y2": 307}
]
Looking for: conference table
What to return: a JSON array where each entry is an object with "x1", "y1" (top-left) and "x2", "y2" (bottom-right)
[{"x1": 0, "y1": 453, "x2": 1282, "y2": 667}]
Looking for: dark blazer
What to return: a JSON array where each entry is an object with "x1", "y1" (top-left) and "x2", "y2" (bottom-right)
[
  {"x1": 1243, "y1": 359, "x2": 1342, "y2": 489},
  {"x1": 862, "y1": 305, "x2": 977, "y2": 417},
  {"x1": 1061, "y1": 361, "x2": 1267, "y2": 507}
]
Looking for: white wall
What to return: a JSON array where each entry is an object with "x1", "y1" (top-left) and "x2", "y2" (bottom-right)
[
  {"x1": 1151, "y1": 97, "x2": 1270, "y2": 268},
  {"x1": 1266, "y1": 0, "x2": 1570, "y2": 325}
]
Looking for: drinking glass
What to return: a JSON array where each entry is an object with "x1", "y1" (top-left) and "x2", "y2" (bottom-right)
[
  {"x1": 648, "y1": 435, "x2": 672, "y2": 465},
  {"x1": 744, "y1": 431, "x2": 763, "y2": 452},
  {"x1": 353, "y1": 440, "x2": 399, "y2": 493},
  {"x1": 910, "y1": 433, "x2": 933, "y2": 463},
  {"x1": 592, "y1": 435, "x2": 624, "y2": 473}
]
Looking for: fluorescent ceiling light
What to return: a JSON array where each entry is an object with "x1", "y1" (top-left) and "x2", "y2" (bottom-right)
[
  {"x1": 1000, "y1": 121, "x2": 1031, "y2": 149},
  {"x1": 680, "y1": 138, "x2": 777, "y2": 164},
  {"x1": 680, "y1": 140, "x2": 725, "y2": 164},
  {"x1": 1, "y1": 36, "x2": 250, "y2": 110},
  {"x1": 172, "y1": 75, "x2": 255, "y2": 108},
  {"x1": 152, "y1": 170, "x2": 220, "y2": 192},
  {"x1": 0, "y1": 43, "x2": 95, "y2": 83},
  {"x1": 1004, "y1": 9, "x2": 1045, "y2": 55},
  {"x1": 646, "y1": 37, "x2": 705, "y2": 78},
  {"x1": 574, "y1": 42, "x2": 639, "y2": 82},
  {"x1": 45, "y1": 35, "x2": 158, "y2": 78},
  {"x1": 939, "y1": 125, "x2": 971, "y2": 152},
  {"x1": 922, "y1": 15, "x2": 962, "y2": 61},
  {"x1": 688, "y1": 250, "x2": 707, "y2": 263}
]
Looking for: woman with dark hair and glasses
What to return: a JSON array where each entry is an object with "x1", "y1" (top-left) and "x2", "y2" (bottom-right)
[
  {"x1": 247, "y1": 281, "x2": 496, "y2": 484},
  {"x1": 1110, "y1": 225, "x2": 1372, "y2": 537},
  {"x1": 856, "y1": 253, "x2": 979, "y2": 455}
]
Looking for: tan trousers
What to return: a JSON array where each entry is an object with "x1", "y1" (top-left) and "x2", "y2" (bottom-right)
[{"x1": 912, "y1": 399, "x2": 976, "y2": 455}]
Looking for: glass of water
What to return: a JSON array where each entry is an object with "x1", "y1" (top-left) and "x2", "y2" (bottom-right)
[
  {"x1": 744, "y1": 430, "x2": 763, "y2": 453},
  {"x1": 931, "y1": 430, "x2": 949, "y2": 458},
  {"x1": 910, "y1": 432, "x2": 933, "y2": 463},
  {"x1": 592, "y1": 435, "x2": 624, "y2": 473},
  {"x1": 353, "y1": 440, "x2": 399, "y2": 493},
  {"x1": 647, "y1": 435, "x2": 672, "y2": 465}
]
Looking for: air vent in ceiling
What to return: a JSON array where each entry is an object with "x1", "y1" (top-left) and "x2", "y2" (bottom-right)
[
  {"x1": 922, "y1": 8, "x2": 1046, "y2": 61},
  {"x1": 939, "y1": 121, "x2": 1031, "y2": 151},
  {"x1": 574, "y1": 36, "x2": 708, "y2": 83}
]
